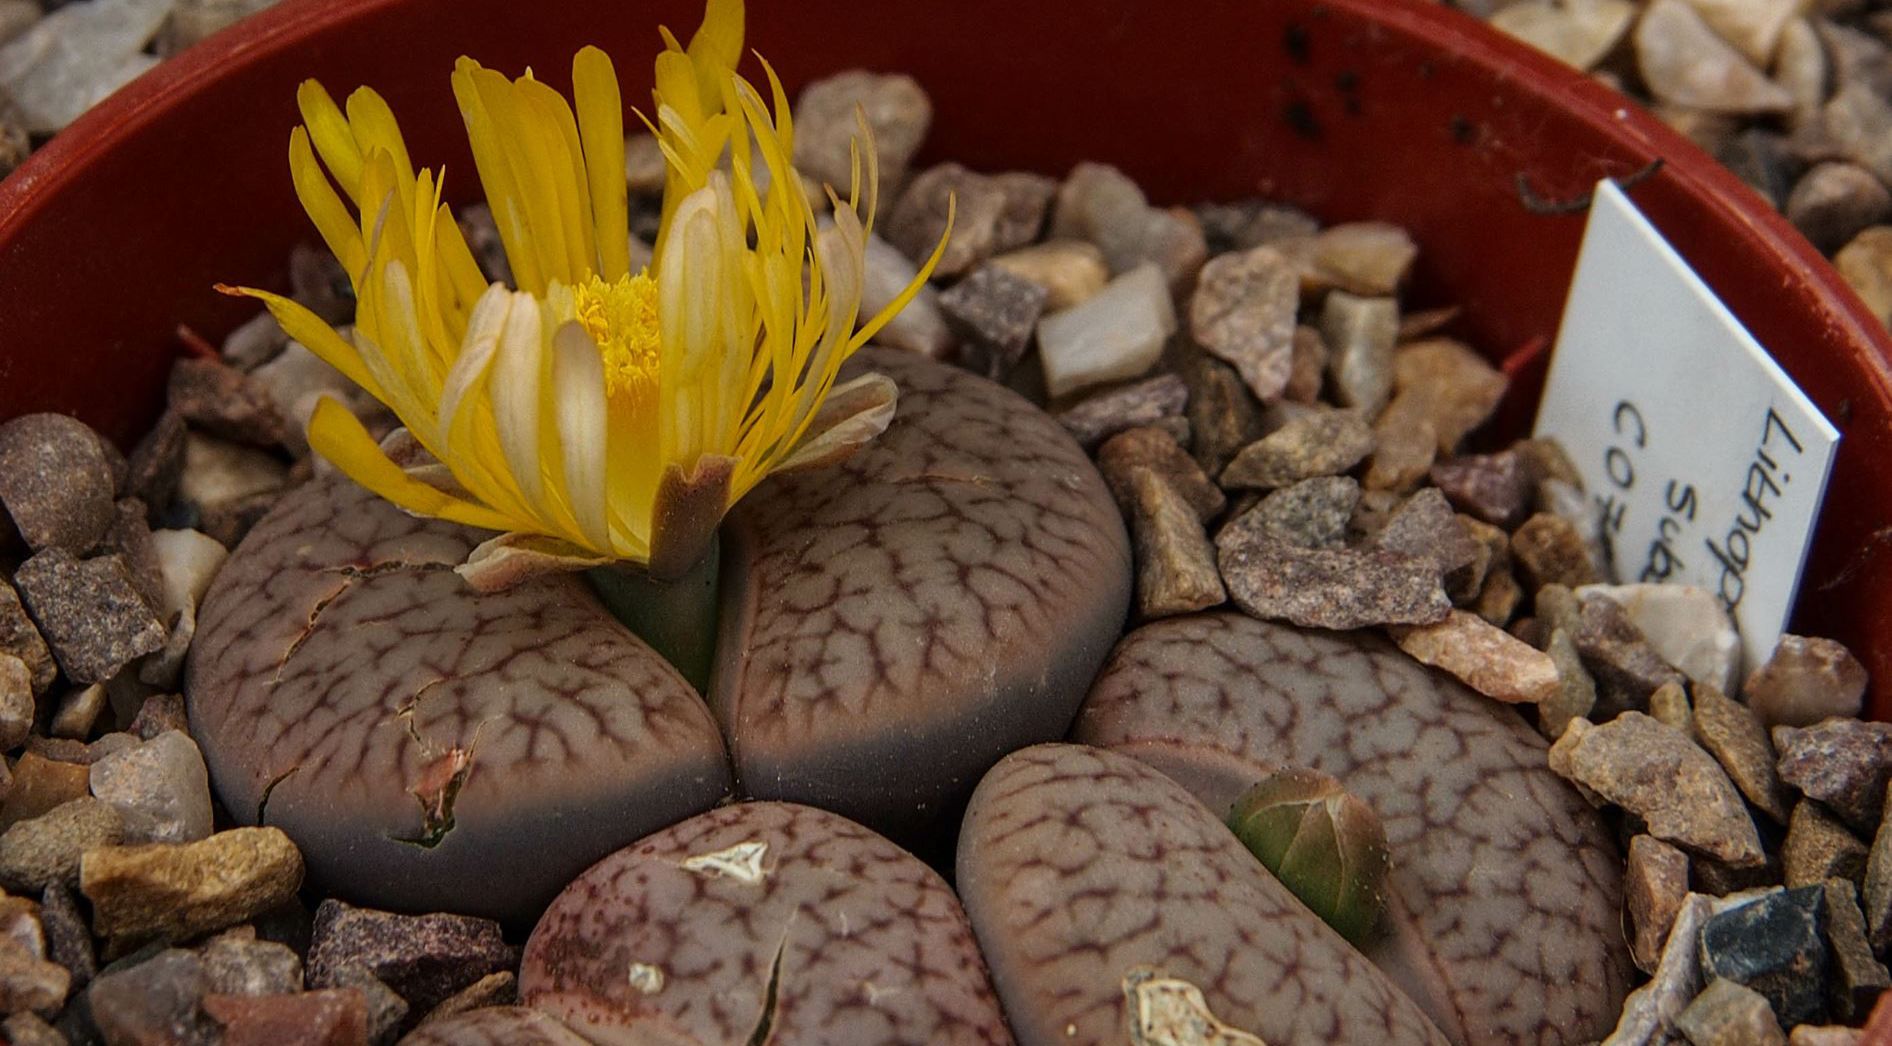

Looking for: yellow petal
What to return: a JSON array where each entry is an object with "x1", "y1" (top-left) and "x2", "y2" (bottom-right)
[
  {"x1": 296, "y1": 80, "x2": 363, "y2": 203},
  {"x1": 288, "y1": 127, "x2": 366, "y2": 278},
  {"x1": 686, "y1": 0, "x2": 744, "y2": 112},
  {"x1": 489, "y1": 288, "x2": 545, "y2": 506},
  {"x1": 218, "y1": 285, "x2": 383, "y2": 402},
  {"x1": 345, "y1": 87, "x2": 416, "y2": 217},
  {"x1": 434, "y1": 199, "x2": 489, "y2": 311},
  {"x1": 657, "y1": 183, "x2": 725, "y2": 382},
  {"x1": 551, "y1": 320, "x2": 612, "y2": 553},
  {"x1": 516, "y1": 76, "x2": 596, "y2": 281},
  {"x1": 437, "y1": 282, "x2": 511, "y2": 441},
  {"x1": 853, "y1": 194, "x2": 953, "y2": 351},
  {"x1": 452, "y1": 60, "x2": 545, "y2": 294},
  {"x1": 573, "y1": 46, "x2": 630, "y2": 282},
  {"x1": 468, "y1": 68, "x2": 570, "y2": 288},
  {"x1": 307, "y1": 398, "x2": 513, "y2": 532}
]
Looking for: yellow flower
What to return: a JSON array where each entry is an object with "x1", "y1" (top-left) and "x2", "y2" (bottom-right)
[{"x1": 226, "y1": 0, "x2": 946, "y2": 586}]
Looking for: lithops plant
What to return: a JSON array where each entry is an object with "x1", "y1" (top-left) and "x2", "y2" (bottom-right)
[
  {"x1": 190, "y1": 0, "x2": 1130, "y2": 920},
  {"x1": 956, "y1": 743, "x2": 1450, "y2": 1045},
  {"x1": 1072, "y1": 612, "x2": 1634, "y2": 1044},
  {"x1": 187, "y1": 473, "x2": 734, "y2": 921},
  {"x1": 520, "y1": 801, "x2": 1011, "y2": 1044},
  {"x1": 714, "y1": 348, "x2": 1129, "y2": 832}
]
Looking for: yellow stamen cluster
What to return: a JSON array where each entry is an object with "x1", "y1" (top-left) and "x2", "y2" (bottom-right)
[
  {"x1": 575, "y1": 272, "x2": 661, "y2": 398},
  {"x1": 225, "y1": 0, "x2": 948, "y2": 583}
]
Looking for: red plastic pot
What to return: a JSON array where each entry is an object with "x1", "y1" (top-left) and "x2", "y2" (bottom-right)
[{"x1": 2, "y1": 0, "x2": 1890, "y2": 713}]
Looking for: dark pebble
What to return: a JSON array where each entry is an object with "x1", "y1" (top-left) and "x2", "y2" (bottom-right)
[{"x1": 1697, "y1": 885, "x2": 1828, "y2": 1028}]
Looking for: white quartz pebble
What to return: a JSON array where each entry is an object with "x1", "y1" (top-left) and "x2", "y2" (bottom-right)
[
  {"x1": 0, "y1": 0, "x2": 171, "y2": 133},
  {"x1": 1635, "y1": 0, "x2": 1794, "y2": 116},
  {"x1": 1037, "y1": 264, "x2": 1175, "y2": 400},
  {"x1": 1576, "y1": 583, "x2": 1742, "y2": 695},
  {"x1": 1491, "y1": 0, "x2": 1637, "y2": 72},
  {"x1": 859, "y1": 231, "x2": 952, "y2": 359}
]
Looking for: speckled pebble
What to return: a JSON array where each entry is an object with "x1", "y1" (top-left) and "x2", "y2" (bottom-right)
[
  {"x1": 1674, "y1": 977, "x2": 1786, "y2": 1046},
  {"x1": 1431, "y1": 451, "x2": 1533, "y2": 530},
  {"x1": 1775, "y1": 719, "x2": 1892, "y2": 833},
  {"x1": 1746, "y1": 635, "x2": 1869, "y2": 730},
  {"x1": 1391, "y1": 610, "x2": 1560, "y2": 705},
  {"x1": 1188, "y1": 245, "x2": 1298, "y2": 402},
  {"x1": 941, "y1": 264, "x2": 1047, "y2": 382},
  {"x1": 1784, "y1": 802, "x2": 1868, "y2": 891},
  {"x1": 200, "y1": 934, "x2": 303, "y2": 997},
  {"x1": 1219, "y1": 408, "x2": 1373, "y2": 490},
  {"x1": 1627, "y1": 834, "x2": 1691, "y2": 972},
  {"x1": 12, "y1": 549, "x2": 165, "y2": 685},
  {"x1": 81, "y1": 827, "x2": 303, "y2": 953},
  {"x1": 1216, "y1": 530, "x2": 1450, "y2": 631},
  {"x1": 1096, "y1": 426, "x2": 1225, "y2": 522},
  {"x1": 1127, "y1": 469, "x2": 1225, "y2": 619},
  {"x1": 1693, "y1": 682, "x2": 1791, "y2": 824},
  {"x1": 1549, "y1": 714, "x2": 1764, "y2": 866},
  {"x1": 793, "y1": 70, "x2": 931, "y2": 214},
  {"x1": 0, "y1": 580, "x2": 54, "y2": 699},
  {"x1": 0, "y1": 413, "x2": 116, "y2": 554},
  {"x1": 1056, "y1": 373, "x2": 1188, "y2": 450},
  {"x1": 0, "y1": 797, "x2": 124, "y2": 893},
  {"x1": 308, "y1": 900, "x2": 514, "y2": 1017},
  {"x1": 1823, "y1": 879, "x2": 1889, "y2": 1022},
  {"x1": 1219, "y1": 476, "x2": 1359, "y2": 551}
]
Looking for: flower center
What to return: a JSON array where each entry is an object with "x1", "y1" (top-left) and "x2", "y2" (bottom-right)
[{"x1": 575, "y1": 271, "x2": 662, "y2": 397}]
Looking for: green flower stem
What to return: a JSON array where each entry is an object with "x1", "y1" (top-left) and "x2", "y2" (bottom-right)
[{"x1": 586, "y1": 537, "x2": 721, "y2": 694}]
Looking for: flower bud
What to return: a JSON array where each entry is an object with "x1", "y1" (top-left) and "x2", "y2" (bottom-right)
[{"x1": 1226, "y1": 767, "x2": 1391, "y2": 944}]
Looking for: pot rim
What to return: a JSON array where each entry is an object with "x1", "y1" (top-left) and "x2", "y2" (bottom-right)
[{"x1": 3, "y1": 0, "x2": 1885, "y2": 386}]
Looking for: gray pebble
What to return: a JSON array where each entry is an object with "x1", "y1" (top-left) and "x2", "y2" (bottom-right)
[
  {"x1": 942, "y1": 264, "x2": 1048, "y2": 383},
  {"x1": 39, "y1": 881, "x2": 94, "y2": 991},
  {"x1": 1776, "y1": 718, "x2": 1892, "y2": 833},
  {"x1": 1788, "y1": 161, "x2": 1892, "y2": 254},
  {"x1": 12, "y1": 549, "x2": 165, "y2": 685},
  {"x1": 0, "y1": 797, "x2": 124, "y2": 892},
  {"x1": 199, "y1": 934, "x2": 302, "y2": 997},
  {"x1": 0, "y1": 578, "x2": 55, "y2": 697},
  {"x1": 1220, "y1": 408, "x2": 1373, "y2": 490},
  {"x1": 1221, "y1": 476, "x2": 1361, "y2": 551},
  {"x1": 1320, "y1": 291, "x2": 1399, "y2": 415},
  {"x1": 0, "y1": 654, "x2": 31, "y2": 752},
  {"x1": 1056, "y1": 374, "x2": 1188, "y2": 450},
  {"x1": 89, "y1": 730, "x2": 213, "y2": 844},
  {"x1": 0, "y1": 414, "x2": 116, "y2": 554}
]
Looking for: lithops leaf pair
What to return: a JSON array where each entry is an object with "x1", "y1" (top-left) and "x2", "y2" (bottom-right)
[
  {"x1": 189, "y1": 350, "x2": 1129, "y2": 920},
  {"x1": 1074, "y1": 613, "x2": 1634, "y2": 1045}
]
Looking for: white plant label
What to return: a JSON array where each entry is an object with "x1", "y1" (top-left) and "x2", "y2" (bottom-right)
[{"x1": 1533, "y1": 179, "x2": 1839, "y2": 672}]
